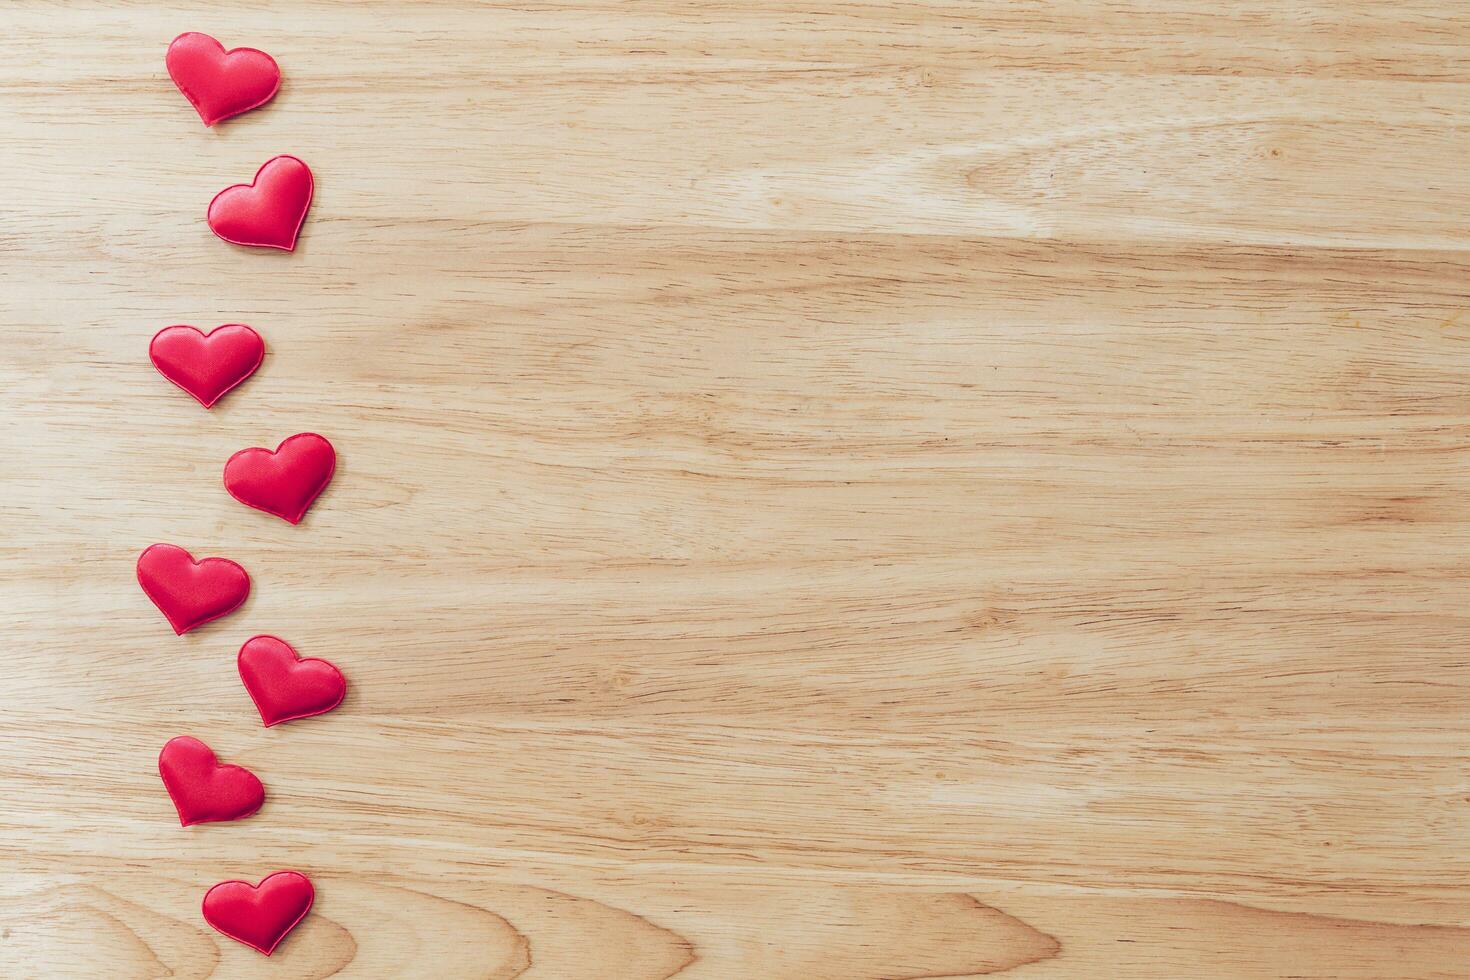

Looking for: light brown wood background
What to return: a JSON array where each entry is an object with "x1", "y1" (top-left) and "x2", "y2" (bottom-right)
[{"x1": 3, "y1": 1, "x2": 1469, "y2": 977}]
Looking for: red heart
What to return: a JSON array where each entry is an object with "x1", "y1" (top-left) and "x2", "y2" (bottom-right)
[
  {"x1": 158, "y1": 735, "x2": 265, "y2": 826},
  {"x1": 238, "y1": 635, "x2": 347, "y2": 727},
  {"x1": 208, "y1": 155, "x2": 314, "y2": 251},
  {"x1": 202, "y1": 871, "x2": 314, "y2": 956},
  {"x1": 136, "y1": 543, "x2": 250, "y2": 635},
  {"x1": 166, "y1": 32, "x2": 280, "y2": 127},
  {"x1": 149, "y1": 324, "x2": 264, "y2": 408},
  {"x1": 223, "y1": 433, "x2": 336, "y2": 524}
]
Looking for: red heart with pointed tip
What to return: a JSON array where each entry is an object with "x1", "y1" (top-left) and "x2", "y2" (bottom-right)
[
  {"x1": 223, "y1": 433, "x2": 336, "y2": 524},
  {"x1": 202, "y1": 871, "x2": 313, "y2": 956},
  {"x1": 158, "y1": 735, "x2": 264, "y2": 826},
  {"x1": 238, "y1": 635, "x2": 346, "y2": 727},
  {"x1": 166, "y1": 32, "x2": 280, "y2": 127},
  {"x1": 136, "y1": 543, "x2": 250, "y2": 635},
  {"x1": 208, "y1": 155, "x2": 314, "y2": 251},
  {"x1": 149, "y1": 324, "x2": 264, "y2": 408}
]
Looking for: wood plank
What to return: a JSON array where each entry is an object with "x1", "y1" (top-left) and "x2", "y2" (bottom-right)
[
  {"x1": 4, "y1": 0, "x2": 1469, "y2": 82},
  {"x1": 2, "y1": 1, "x2": 1468, "y2": 976}
]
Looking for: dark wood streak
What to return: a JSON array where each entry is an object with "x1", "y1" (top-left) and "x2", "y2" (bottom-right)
[
  {"x1": 528, "y1": 884, "x2": 696, "y2": 980},
  {"x1": 381, "y1": 881, "x2": 533, "y2": 979},
  {"x1": 913, "y1": 895, "x2": 1063, "y2": 978},
  {"x1": 294, "y1": 913, "x2": 359, "y2": 980}
]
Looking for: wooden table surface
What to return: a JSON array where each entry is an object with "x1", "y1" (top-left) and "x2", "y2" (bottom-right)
[{"x1": 4, "y1": 2, "x2": 1470, "y2": 977}]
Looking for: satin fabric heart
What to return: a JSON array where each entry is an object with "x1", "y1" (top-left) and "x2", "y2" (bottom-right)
[
  {"x1": 223, "y1": 433, "x2": 336, "y2": 524},
  {"x1": 166, "y1": 32, "x2": 281, "y2": 127},
  {"x1": 136, "y1": 543, "x2": 250, "y2": 634},
  {"x1": 238, "y1": 635, "x2": 346, "y2": 727},
  {"x1": 149, "y1": 324, "x2": 264, "y2": 408},
  {"x1": 207, "y1": 155, "x2": 314, "y2": 251},
  {"x1": 202, "y1": 871, "x2": 314, "y2": 956},
  {"x1": 158, "y1": 735, "x2": 265, "y2": 826}
]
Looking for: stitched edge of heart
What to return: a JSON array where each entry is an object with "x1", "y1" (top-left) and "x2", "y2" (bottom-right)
[
  {"x1": 238, "y1": 635, "x2": 347, "y2": 727},
  {"x1": 136, "y1": 543, "x2": 252, "y2": 635},
  {"x1": 206, "y1": 154, "x2": 315, "y2": 252},
  {"x1": 158, "y1": 735, "x2": 265, "y2": 827},
  {"x1": 222, "y1": 433, "x2": 337, "y2": 524},
  {"x1": 167, "y1": 32, "x2": 282, "y2": 127},
  {"x1": 148, "y1": 324, "x2": 265, "y2": 408},
  {"x1": 201, "y1": 871, "x2": 315, "y2": 956}
]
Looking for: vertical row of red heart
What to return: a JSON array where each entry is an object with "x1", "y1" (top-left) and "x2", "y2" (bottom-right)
[{"x1": 138, "y1": 32, "x2": 335, "y2": 958}]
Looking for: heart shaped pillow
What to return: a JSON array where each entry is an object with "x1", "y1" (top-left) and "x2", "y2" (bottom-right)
[
  {"x1": 136, "y1": 543, "x2": 250, "y2": 634},
  {"x1": 149, "y1": 324, "x2": 264, "y2": 408},
  {"x1": 223, "y1": 433, "x2": 336, "y2": 524},
  {"x1": 207, "y1": 155, "x2": 314, "y2": 251},
  {"x1": 238, "y1": 635, "x2": 347, "y2": 726},
  {"x1": 158, "y1": 735, "x2": 265, "y2": 826},
  {"x1": 202, "y1": 871, "x2": 314, "y2": 955},
  {"x1": 166, "y1": 32, "x2": 280, "y2": 127}
]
